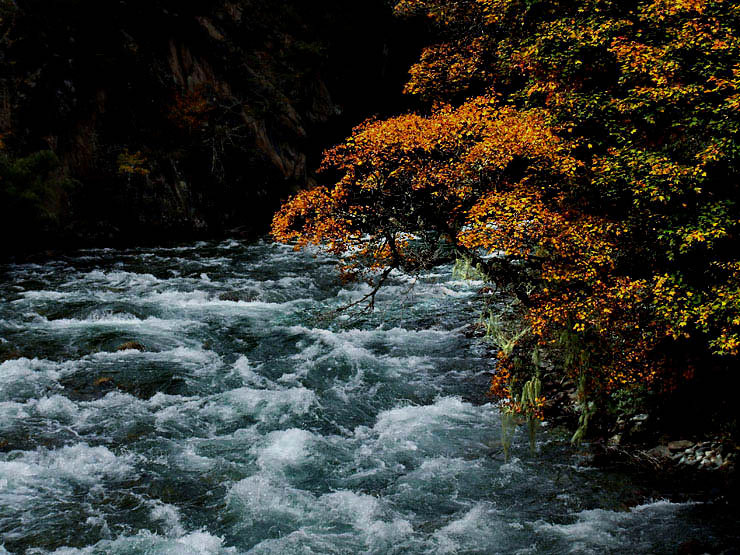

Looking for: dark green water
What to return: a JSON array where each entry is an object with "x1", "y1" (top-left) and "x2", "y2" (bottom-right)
[{"x1": 0, "y1": 240, "x2": 736, "y2": 554}]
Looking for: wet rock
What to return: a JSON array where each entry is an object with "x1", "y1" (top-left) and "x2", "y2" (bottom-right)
[
  {"x1": 670, "y1": 438, "x2": 737, "y2": 471},
  {"x1": 0, "y1": 350, "x2": 23, "y2": 362},
  {"x1": 629, "y1": 413, "x2": 649, "y2": 432},
  {"x1": 668, "y1": 440, "x2": 694, "y2": 451},
  {"x1": 646, "y1": 445, "x2": 671, "y2": 459},
  {"x1": 227, "y1": 226, "x2": 251, "y2": 239},
  {"x1": 218, "y1": 290, "x2": 259, "y2": 302},
  {"x1": 116, "y1": 341, "x2": 145, "y2": 351}
]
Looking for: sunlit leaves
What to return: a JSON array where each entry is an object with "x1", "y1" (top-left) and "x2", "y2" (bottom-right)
[{"x1": 274, "y1": 0, "x2": 740, "y2": 415}]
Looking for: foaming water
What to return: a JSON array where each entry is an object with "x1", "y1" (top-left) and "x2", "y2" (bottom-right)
[{"x1": 0, "y1": 240, "x2": 737, "y2": 553}]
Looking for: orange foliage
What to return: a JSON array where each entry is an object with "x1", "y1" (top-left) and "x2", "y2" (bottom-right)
[
  {"x1": 273, "y1": 0, "x2": 740, "y2": 420},
  {"x1": 169, "y1": 85, "x2": 214, "y2": 131},
  {"x1": 273, "y1": 95, "x2": 574, "y2": 280}
]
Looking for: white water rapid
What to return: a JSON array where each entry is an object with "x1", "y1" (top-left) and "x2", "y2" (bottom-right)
[{"x1": 0, "y1": 240, "x2": 736, "y2": 553}]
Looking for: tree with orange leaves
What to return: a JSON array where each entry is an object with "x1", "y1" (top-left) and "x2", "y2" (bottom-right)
[{"x1": 274, "y1": 0, "x2": 740, "y2": 439}]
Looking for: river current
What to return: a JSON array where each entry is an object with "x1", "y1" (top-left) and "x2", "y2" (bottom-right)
[{"x1": 0, "y1": 240, "x2": 736, "y2": 554}]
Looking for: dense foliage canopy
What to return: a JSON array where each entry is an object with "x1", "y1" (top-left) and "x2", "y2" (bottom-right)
[{"x1": 273, "y1": 0, "x2": 740, "y2": 432}]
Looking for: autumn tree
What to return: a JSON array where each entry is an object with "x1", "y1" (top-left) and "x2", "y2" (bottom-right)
[{"x1": 273, "y1": 0, "x2": 740, "y2": 436}]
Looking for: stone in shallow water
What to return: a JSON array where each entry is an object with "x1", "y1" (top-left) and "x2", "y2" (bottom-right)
[
  {"x1": 646, "y1": 445, "x2": 671, "y2": 459},
  {"x1": 668, "y1": 440, "x2": 694, "y2": 451},
  {"x1": 218, "y1": 290, "x2": 259, "y2": 302},
  {"x1": 115, "y1": 341, "x2": 146, "y2": 351}
]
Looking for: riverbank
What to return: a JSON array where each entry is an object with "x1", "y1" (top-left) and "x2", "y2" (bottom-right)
[
  {"x1": 541, "y1": 355, "x2": 738, "y2": 494},
  {"x1": 462, "y1": 292, "x2": 739, "y2": 512}
]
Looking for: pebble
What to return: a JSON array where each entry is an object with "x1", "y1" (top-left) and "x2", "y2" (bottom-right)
[
  {"x1": 667, "y1": 440, "x2": 693, "y2": 451},
  {"x1": 665, "y1": 439, "x2": 736, "y2": 471}
]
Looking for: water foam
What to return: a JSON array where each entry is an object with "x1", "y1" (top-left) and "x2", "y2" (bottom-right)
[
  {"x1": 214, "y1": 386, "x2": 317, "y2": 425},
  {"x1": 2, "y1": 443, "x2": 136, "y2": 485},
  {"x1": 532, "y1": 500, "x2": 695, "y2": 553},
  {"x1": 432, "y1": 504, "x2": 503, "y2": 554},
  {"x1": 256, "y1": 428, "x2": 316, "y2": 471},
  {"x1": 0, "y1": 358, "x2": 63, "y2": 401},
  {"x1": 150, "y1": 502, "x2": 187, "y2": 538},
  {"x1": 44, "y1": 530, "x2": 235, "y2": 554}
]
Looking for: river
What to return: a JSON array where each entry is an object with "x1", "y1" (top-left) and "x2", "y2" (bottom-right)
[{"x1": 0, "y1": 240, "x2": 737, "y2": 553}]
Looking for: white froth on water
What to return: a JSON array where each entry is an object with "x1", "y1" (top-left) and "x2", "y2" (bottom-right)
[
  {"x1": 20, "y1": 290, "x2": 71, "y2": 301},
  {"x1": 400, "y1": 456, "x2": 480, "y2": 489},
  {"x1": 41, "y1": 313, "x2": 198, "y2": 331},
  {"x1": 80, "y1": 269, "x2": 163, "y2": 289},
  {"x1": 281, "y1": 325, "x2": 440, "y2": 389},
  {"x1": 368, "y1": 396, "x2": 488, "y2": 446},
  {"x1": 34, "y1": 394, "x2": 79, "y2": 420},
  {"x1": 532, "y1": 499, "x2": 698, "y2": 553},
  {"x1": 432, "y1": 504, "x2": 503, "y2": 554},
  {"x1": 89, "y1": 346, "x2": 219, "y2": 365},
  {"x1": 0, "y1": 358, "x2": 63, "y2": 401},
  {"x1": 256, "y1": 428, "x2": 315, "y2": 471},
  {"x1": 142, "y1": 289, "x2": 306, "y2": 315},
  {"x1": 214, "y1": 386, "x2": 317, "y2": 424},
  {"x1": 150, "y1": 501, "x2": 187, "y2": 538},
  {"x1": 2, "y1": 443, "x2": 136, "y2": 485},
  {"x1": 45, "y1": 530, "x2": 235, "y2": 554},
  {"x1": 173, "y1": 443, "x2": 215, "y2": 473},
  {"x1": 228, "y1": 476, "x2": 415, "y2": 553},
  {"x1": 319, "y1": 490, "x2": 414, "y2": 550},
  {"x1": 172, "y1": 531, "x2": 233, "y2": 554},
  {"x1": 0, "y1": 401, "x2": 30, "y2": 430},
  {"x1": 229, "y1": 474, "x2": 315, "y2": 524},
  {"x1": 0, "y1": 443, "x2": 137, "y2": 534},
  {"x1": 232, "y1": 356, "x2": 272, "y2": 388}
]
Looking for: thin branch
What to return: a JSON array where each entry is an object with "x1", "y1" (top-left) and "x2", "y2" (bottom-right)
[{"x1": 334, "y1": 265, "x2": 395, "y2": 314}]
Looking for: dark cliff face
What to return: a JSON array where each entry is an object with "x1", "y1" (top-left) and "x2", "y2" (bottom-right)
[{"x1": 0, "y1": 0, "x2": 421, "y2": 254}]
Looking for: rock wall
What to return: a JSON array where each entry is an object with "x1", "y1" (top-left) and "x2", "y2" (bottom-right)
[{"x1": 0, "y1": 0, "x2": 421, "y2": 253}]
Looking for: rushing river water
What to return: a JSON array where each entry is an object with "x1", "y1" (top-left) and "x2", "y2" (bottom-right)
[{"x1": 0, "y1": 240, "x2": 737, "y2": 554}]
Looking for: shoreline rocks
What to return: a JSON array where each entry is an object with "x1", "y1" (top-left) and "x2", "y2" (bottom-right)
[
  {"x1": 670, "y1": 440, "x2": 737, "y2": 471},
  {"x1": 637, "y1": 438, "x2": 737, "y2": 472}
]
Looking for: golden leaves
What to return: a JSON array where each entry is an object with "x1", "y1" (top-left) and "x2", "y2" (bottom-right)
[
  {"x1": 405, "y1": 39, "x2": 489, "y2": 100},
  {"x1": 117, "y1": 149, "x2": 150, "y2": 176},
  {"x1": 275, "y1": 0, "x2": 740, "y2": 408}
]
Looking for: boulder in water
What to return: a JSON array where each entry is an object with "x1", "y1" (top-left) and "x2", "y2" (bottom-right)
[
  {"x1": 668, "y1": 440, "x2": 694, "y2": 452},
  {"x1": 0, "y1": 349, "x2": 23, "y2": 362},
  {"x1": 218, "y1": 290, "x2": 259, "y2": 302},
  {"x1": 93, "y1": 376, "x2": 114, "y2": 387},
  {"x1": 115, "y1": 341, "x2": 146, "y2": 352}
]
